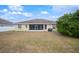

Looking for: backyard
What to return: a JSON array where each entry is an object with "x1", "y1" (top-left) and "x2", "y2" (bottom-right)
[{"x1": 0, "y1": 31, "x2": 79, "y2": 53}]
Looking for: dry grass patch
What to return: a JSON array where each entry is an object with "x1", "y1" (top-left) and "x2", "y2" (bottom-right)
[{"x1": 0, "y1": 31, "x2": 79, "y2": 53}]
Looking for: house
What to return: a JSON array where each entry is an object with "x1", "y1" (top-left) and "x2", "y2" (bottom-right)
[
  {"x1": 0, "y1": 18, "x2": 15, "y2": 32},
  {"x1": 14, "y1": 19, "x2": 56, "y2": 31},
  {"x1": 0, "y1": 18, "x2": 13, "y2": 26}
]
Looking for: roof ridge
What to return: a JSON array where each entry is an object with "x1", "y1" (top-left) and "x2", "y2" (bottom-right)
[{"x1": 16, "y1": 19, "x2": 56, "y2": 24}]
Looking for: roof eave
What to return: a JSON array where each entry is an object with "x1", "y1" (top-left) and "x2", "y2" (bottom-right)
[{"x1": 17, "y1": 23, "x2": 56, "y2": 24}]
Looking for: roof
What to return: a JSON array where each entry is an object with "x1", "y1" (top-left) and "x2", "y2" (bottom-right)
[
  {"x1": 0, "y1": 18, "x2": 13, "y2": 25},
  {"x1": 17, "y1": 19, "x2": 56, "y2": 24}
]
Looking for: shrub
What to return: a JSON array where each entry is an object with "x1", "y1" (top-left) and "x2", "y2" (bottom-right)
[{"x1": 57, "y1": 10, "x2": 79, "y2": 38}]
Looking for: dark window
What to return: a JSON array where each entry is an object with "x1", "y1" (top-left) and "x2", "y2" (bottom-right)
[
  {"x1": 52, "y1": 24, "x2": 56, "y2": 29},
  {"x1": 26, "y1": 25, "x2": 27, "y2": 28},
  {"x1": 18, "y1": 24, "x2": 21, "y2": 28},
  {"x1": 45, "y1": 24, "x2": 47, "y2": 29}
]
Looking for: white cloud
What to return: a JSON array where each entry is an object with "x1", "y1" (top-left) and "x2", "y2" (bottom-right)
[
  {"x1": 8, "y1": 5, "x2": 23, "y2": 11},
  {"x1": 41, "y1": 11, "x2": 48, "y2": 14},
  {"x1": 52, "y1": 5, "x2": 79, "y2": 14},
  {"x1": 3, "y1": 9, "x2": 8, "y2": 12},
  {"x1": 46, "y1": 15, "x2": 60, "y2": 20},
  {"x1": 10, "y1": 11, "x2": 22, "y2": 14},
  {"x1": 7, "y1": 5, "x2": 33, "y2": 17},
  {"x1": 52, "y1": 16, "x2": 59, "y2": 18},
  {"x1": 23, "y1": 12, "x2": 32, "y2": 17},
  {"x1": 0, "y1": 9, "x2": 8, "y2": 12}
]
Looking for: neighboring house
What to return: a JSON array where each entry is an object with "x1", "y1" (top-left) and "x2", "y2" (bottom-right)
[
  {"x1": 14, "y1": 19, "x2": 56, "y2": 31},
  {"x1": 0, "y1": 18, "x2": 13, "y2": 26},
  {"x1": 0, "y1": 18, "x2": 15, "y2": 32}
]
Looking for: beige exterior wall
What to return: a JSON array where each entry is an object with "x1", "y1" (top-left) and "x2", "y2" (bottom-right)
[
  {"x1": 47, "y1": 24, "x2": 53, "y2": 30},
  {"x1": 26, "y1": 24, "x2": 30, "y2": 31},
  {"x1": 14, "y1": 24, "x2": 56, "y2": 31},
  {"x1": 14, "y1": 24, "x2": 27, "y2": 31}
]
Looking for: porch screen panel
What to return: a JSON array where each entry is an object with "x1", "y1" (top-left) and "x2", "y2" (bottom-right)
[{"x1": 29, "y1": 24, "x2": 43, "y2": 30}]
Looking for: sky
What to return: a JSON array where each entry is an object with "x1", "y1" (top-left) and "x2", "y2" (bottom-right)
[{"x1": 0, "y1": 5, "x2": 79, "y2": 22}]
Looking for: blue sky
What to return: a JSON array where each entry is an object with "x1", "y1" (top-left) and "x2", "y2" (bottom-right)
[{"x1": 0, "y1": 5, "x2": 79, "y2": 22}]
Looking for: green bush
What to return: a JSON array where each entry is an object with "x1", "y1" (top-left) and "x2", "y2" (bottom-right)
[{"x1": 57, "y1": 10, "x2": 79, "y2": 38}]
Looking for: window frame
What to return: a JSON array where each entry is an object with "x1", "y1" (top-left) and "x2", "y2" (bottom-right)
[
  {"x1": 45, "y1": 24, "x2": 47, "y2": 29},
  {"x1": 18, "y1": 24, "x2": 21, "y2": 29}
]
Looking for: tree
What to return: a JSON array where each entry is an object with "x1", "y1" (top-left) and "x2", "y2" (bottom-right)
[{"x1": 57, "y1": 10, "x2": 79, "y2": 38}]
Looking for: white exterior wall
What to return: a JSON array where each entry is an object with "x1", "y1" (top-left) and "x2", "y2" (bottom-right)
[
  {"x1": 0, "y1": 25, "x2": 17, "y2": 32},
  {"x1": 15, "y1": 24, "x2": 56, "y2": 31},
  {"x1": 26, "y1": 24, "x2": 30, "y2": 31},
  {"x1": 52, "y1": 24, "x2": 57, "y2": 31},
  {"x1": 14, "y1": 24, "x2": 27, "y2": 31},
  {"x1": 43, "y1": 24, "x2": 47, "y2": 31},
  {"x1": 47, "y1": 24, "x2": 53, "y2": 30}
]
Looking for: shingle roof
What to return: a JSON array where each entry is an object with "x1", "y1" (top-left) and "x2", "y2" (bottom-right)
[
  {"x1": 0, "y1": 18, "x2": 13, "y2": 25},
  {"x1": 17, "y1": 19, "x2": 56, "y2": 24}
]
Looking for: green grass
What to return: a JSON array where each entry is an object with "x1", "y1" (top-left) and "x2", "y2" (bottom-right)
[{"x1": 0, "y1": 31, "x2": 79, "y2": 53}]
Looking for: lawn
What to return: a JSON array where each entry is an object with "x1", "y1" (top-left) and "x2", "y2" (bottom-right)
[{"x1": 0, "y1": 31, "x2": 79, "y2": 53}]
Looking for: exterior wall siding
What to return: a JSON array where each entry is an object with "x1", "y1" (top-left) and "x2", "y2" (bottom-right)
[
  {"x1": 14, "y1": 24, "x2": 56, "y2": 31},
  {"x1": 14, "y1": 24, "x2": 27, "y2": 31},
  {"x1": 47, "y1": 24, "x2": 53, "y2": 31}
]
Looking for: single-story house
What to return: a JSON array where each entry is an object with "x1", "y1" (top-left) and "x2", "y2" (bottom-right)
[
  {"x1": 0, "y1": 18, "x2": 13, "y2": 26},
  {"x1": 14, "y1": 19, "x2": 56, "y2": 31},
  {"x1": 0, "y1": 18, "x2": 15, "y2": 32}
]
